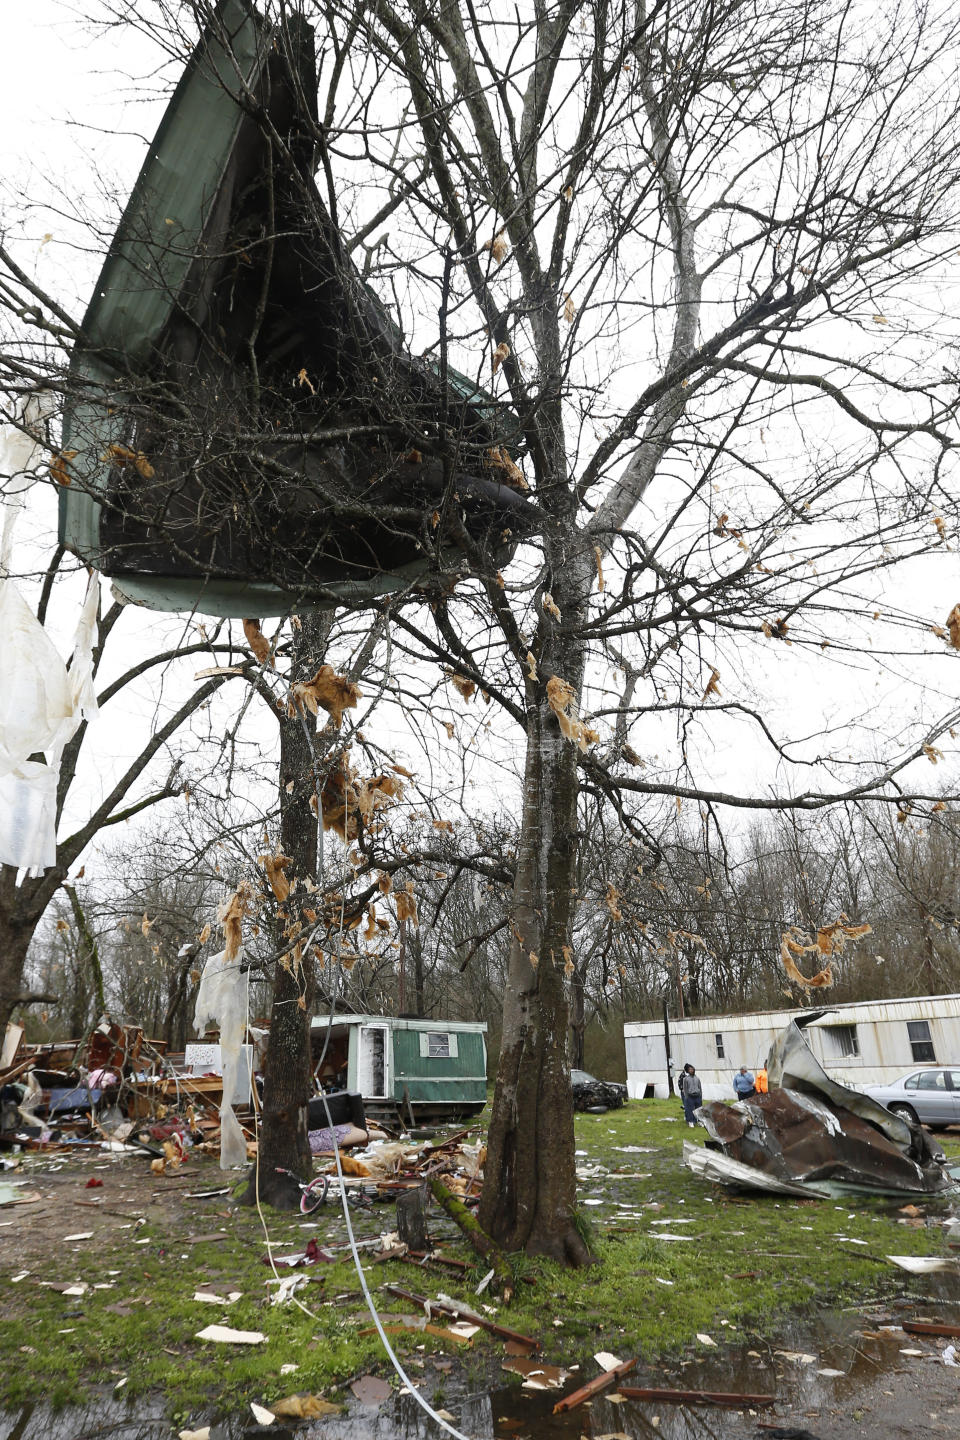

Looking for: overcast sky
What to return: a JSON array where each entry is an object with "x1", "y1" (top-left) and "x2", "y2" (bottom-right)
[{"x1": 2, "y1": 1, "x2": 959, "y2": 905}]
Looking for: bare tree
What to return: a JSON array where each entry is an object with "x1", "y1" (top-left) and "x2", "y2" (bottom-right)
[{"x1": 6, "y1": 0, "x2": 960, "y2": 1265}]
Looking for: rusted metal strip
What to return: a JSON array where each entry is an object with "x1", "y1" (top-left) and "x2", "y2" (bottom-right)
[
  {"x1": 619, "y1": 1386, "x2": 776, "y2": 1408},
  {"x1": 553, "y1": 1358, "x2": 637, "y2": 1413}
]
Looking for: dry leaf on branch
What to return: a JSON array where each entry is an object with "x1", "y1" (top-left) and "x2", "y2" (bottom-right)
[
  {"x1": 446, "y1": 670, "x2": 476, "y2": 702},
  {"x1": 102, "y1": 443, "x2": 154, "y2": 479},
  {"x1": 296, "y1": 367, "x2": 315, "y2": 394},
  {"x1": 242, "y1": 618, "x2": 274, "y2": 667},
  {"x1": 701, "y1": 667, "x2": 721, "y2": 701},
  {"x1": 217, "y1": 883, "x2": 256, "y2": 962},
  {"x1": 780, "y1": 917, "x2": 872, "y2": 988},
  {"x1": 492, "y1": 341, "x2": 511, "y2": 373},
  {"x1": 525, "y1": 650, "x2": 538, "y2": 682},
  {"x1": 605, "y1": 884, "x2": 622, "y2": 921},
  {"x1": 259, "y1": 850, "x2": 293, "y2": 902},
  {"x1": 562, "y1": 944, "x2": 575, "y2": 976},
  {"x1": 594, "y1": 546, "x2": 604, "y2": 592},
  {"x1": 621, "y1": 744, "x2": 642, "y2": 766},
  {"x1": 49, "y1": 449, "x2": 77, "y2": 486},
  {"x1": 923, "y1": 743, "x2": 944, "y2": 764},
  {"x1": 762, "y1": 617, "x2": 790, "y2": 641},
  {"x1": 198, "y1": 923, "x2": 212, "y2": 945},
  {"x1": 542, "y1": 592, "x2": 562, "y2": 620},
  {"x1": 396, "y1": 882, "x2": 419, "y2": 928},
  {"x1": 485, "y1": 445, "x2": 527, "y2": 489},
  {"x1": 563, "y1": 292, "x2": 576, "y2": 323},
  {"x1": 289, "y1": 665, "x2": 362, "y2": 728},
  {"x1": 946, "y1": 604, "x2": 960, "y2": 650},
  {"x1": 483, "y1": 231, "x2": 510, "y2": 264},
  {"x1": 546, "y1": 675, "x2": 600, "y2": 752},
  {"x1": 141, "y1": 913, "x2": 154, "y2": 936},
  {"x1": 378, "y1": 872, "x2": 393, "y2": 894},
  {"x1": 933, "y1": 515, "x2": 947, "y2": 542}
]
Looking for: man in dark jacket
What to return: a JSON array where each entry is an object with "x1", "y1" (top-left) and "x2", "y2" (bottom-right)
[{"x1": 679, "y1": 1063, "x2": 703, "y2": 1127}]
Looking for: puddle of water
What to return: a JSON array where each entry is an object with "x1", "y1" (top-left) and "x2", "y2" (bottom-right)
[{"x1": 4, "y1": 1292, "x2": 960, "y2": 1440}]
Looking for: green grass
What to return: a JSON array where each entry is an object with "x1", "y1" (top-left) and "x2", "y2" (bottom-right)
[{"x1": 3, "y1": 1102, "x2": 959, "y2": 1414}]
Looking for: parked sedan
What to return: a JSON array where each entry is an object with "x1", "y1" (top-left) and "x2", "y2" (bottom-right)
[
  {"x1": 571, "y1": 1068, "x2": 628, "y2": 1113},
  {"x1": 864, "y1": 1067, "x2": 960, "y2": 1128}
]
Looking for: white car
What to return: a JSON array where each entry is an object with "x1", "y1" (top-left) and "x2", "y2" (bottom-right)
[{"x1": 864, "y1": 1067, "x2": 960, "y2": 1128}]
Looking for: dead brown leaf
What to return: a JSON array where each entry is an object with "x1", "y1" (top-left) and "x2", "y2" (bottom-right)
[
  {"x1": 242, "y1": 619, "x2": 273, "y2": 668},
  {"x1": 289, "y1": 665, "x2": 361, "y2": 728}
]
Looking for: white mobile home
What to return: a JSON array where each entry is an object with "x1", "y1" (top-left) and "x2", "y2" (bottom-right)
[{"x1": 625, "y1": 993, "x2": 960, "y2": 1101}]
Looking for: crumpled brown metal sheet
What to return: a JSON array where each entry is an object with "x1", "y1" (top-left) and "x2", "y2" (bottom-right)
[{"x1": 693, "y1": 1020, "x2": 953, "y2": 1196}]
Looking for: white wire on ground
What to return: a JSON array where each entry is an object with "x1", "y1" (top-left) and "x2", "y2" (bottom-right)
[{"x1": 249, "y1": 687, "x2": 478, "y2": 1440}]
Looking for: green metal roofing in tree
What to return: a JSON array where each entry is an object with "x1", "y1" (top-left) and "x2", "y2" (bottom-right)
[{"x1": 59, "y1": 0, "x2": 532, "y2": 617}]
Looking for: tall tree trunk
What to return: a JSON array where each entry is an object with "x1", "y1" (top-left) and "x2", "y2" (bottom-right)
[
  {"x1": 0, "y1": 894, "x2": 48, "y2": 1035},
  {"x1": 479, "y1": 567, "x2": 595, "y2": 1264},
  {"x1": 242, "y1": 611, "x2": 331, "y2": 1209}
]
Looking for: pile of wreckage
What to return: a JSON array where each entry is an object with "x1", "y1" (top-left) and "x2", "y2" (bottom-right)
[
  {"x1": 0, "y1": 1017, "x2": 256, "y2": 1163},
  {"x1": 686, "y1": 1018, "x2": 960, "y2": 1198}
]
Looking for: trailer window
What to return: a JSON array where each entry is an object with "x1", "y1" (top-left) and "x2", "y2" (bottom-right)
[
  {"x1": 824, "y1": 1023, "x2": 859, "y2": 1058},
  {"x1": 907, "y1": 1020, "x2": 936, "y2": 1063},
  {"x1": 419, "y1": 1031, "x2": 458, "y2": 1058},
  {"x1": 715, "y1": 1034, "x2": 725, "y2": 1059}
]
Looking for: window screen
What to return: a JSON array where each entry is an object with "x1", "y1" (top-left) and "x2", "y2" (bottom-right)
[
  {"x1": 907, "y1": 1020, "x2": 936, "y2": 1063},
  {"x1": 715, "y1": 1033, "x2": 725, "y2": 1058},
  {"x1": 824, "y1": 1024, "x2": 859, "y2": 1058},
  {"x1": 428, "y1": 1032, "x2": 450, "y2": 1058}
]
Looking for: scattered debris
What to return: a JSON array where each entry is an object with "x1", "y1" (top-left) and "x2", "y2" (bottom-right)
[
  {"x1": 887, "y1": 1255, "x2": 960, "y2": 1275},
  {"x1": 351, "y1": 1374, "x2": 392, "y2": 1405},
  {"x1": 619, "y1": 1385, "x2": 776, "y2": 1409},
  {"x1": 902, "y1": 1319, "x2": 960, "y2": 1337},
  {"x1": 553, "y1": 1356, "x2": 637, "y2": 1414},
  {"x1": 195, "y1": 1325, "x2": 266, "y2": 1345},
  {"x1": 502, "y1": 1355, "x2": 571, "y2": 1390},
  {"x1": 690, "y1": 1019, "x2": 955, "y2": 1197}
]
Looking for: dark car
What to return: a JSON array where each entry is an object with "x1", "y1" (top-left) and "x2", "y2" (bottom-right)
[{"x1": 571, "y1": 1068, "x2": 628, "y2": 1113}]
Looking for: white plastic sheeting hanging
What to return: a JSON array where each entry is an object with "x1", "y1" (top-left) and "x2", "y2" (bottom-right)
[
  {"x1": 0, "y1": 397, "x2": 101, "y2": 877},
  {"x1": 194, "y1": 947, "x2": 249, "y2": 1169}
]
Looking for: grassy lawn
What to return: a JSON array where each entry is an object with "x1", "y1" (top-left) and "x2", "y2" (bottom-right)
[{"x1": 2, "y1": 1098, "x2": 958, "y2": 1417}]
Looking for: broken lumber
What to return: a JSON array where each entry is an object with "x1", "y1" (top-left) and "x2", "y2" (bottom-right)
[
  {"x1": 619, "y1": 1386, "x2": 776, "y2": 1409},
  {"x1": 902, "y1": 1319, "x2": 960, "y2": 1338},
  {"x1": 383, "y1": 1284, "x2": 538, "y2": 1351},
  {"x1": 427, "y1": 1174, "x2": 513, "y2": 1299},
  {"x1": 553, "y1": 1357, "x2": 637, "y2": 1413}
]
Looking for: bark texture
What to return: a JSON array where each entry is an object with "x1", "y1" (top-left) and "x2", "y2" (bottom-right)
[{"x1": 242, "y1": 611, "x2": 331, "y2": 1210}]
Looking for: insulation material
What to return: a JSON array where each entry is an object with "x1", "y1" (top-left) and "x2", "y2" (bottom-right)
[
  {"x1": 194, "y1": 947, "x2": 249, "y2": 1169},
  {"x1": 0, "y1": 760, "x2": 59, "y2": 873},
  {"x1": 0, "y1": 580, "x2": 74, "y2": 777},
  {"x1": 0, "y1": 571, "x2": 99, "y2": 876}
]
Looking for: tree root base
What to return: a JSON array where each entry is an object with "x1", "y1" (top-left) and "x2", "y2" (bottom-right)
[{"x1": 237, "y1": 1165, "x2": 304, "y2": 1211}]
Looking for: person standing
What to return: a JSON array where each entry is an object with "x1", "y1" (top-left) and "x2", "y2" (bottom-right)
[
  {"x1": 733, "y1": 1065, "x2": 756, "y2": 1100},
  {"x1": 679, "y1": 1063, "x2": 703, "y2": 1127}
]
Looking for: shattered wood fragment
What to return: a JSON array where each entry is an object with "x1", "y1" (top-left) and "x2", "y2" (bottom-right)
[
  {"x1": 382, "y1": 1284, "x2": 538, "y2": 1350},
  {"x1": 553, "y1": 1357, "x2": 637, "y2": 1413},
  {"x1": 902, "y1": 1319, "x2": 960, "y2": 1338},
  {"x1": 618, "y1": 1386, "x2": 776, "y2": 1408}
]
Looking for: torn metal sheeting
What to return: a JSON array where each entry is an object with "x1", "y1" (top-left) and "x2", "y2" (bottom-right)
[
  {"x1": 688, "y1": 1019, "x2": 956, "y2": 1198},
  {"x1": 58, "y1": 0, "x2": 538, "y2": 617}
]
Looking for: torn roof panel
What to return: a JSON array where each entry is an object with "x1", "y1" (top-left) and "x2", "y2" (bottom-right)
[
  {"x1": 688, "y1": 1020, "x2": 955, "y2": 1198},
  {"x1": 59, "y1": 0, "x2": 536, "y2": 617}
]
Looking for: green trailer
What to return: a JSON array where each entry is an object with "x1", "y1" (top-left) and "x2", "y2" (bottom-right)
[{"x1": 310, "y1": 1014, "x2": 488, "y2": 1126}]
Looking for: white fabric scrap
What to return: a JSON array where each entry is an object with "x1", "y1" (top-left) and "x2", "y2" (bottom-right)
[{"x1": 194, "y1": 948, "x2": 249, "y2": 1169}]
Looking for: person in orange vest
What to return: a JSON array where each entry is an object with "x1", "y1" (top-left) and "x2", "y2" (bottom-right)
[{"x1": 755, "y1": 1065, "x2": 769, "y2": 1093}]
